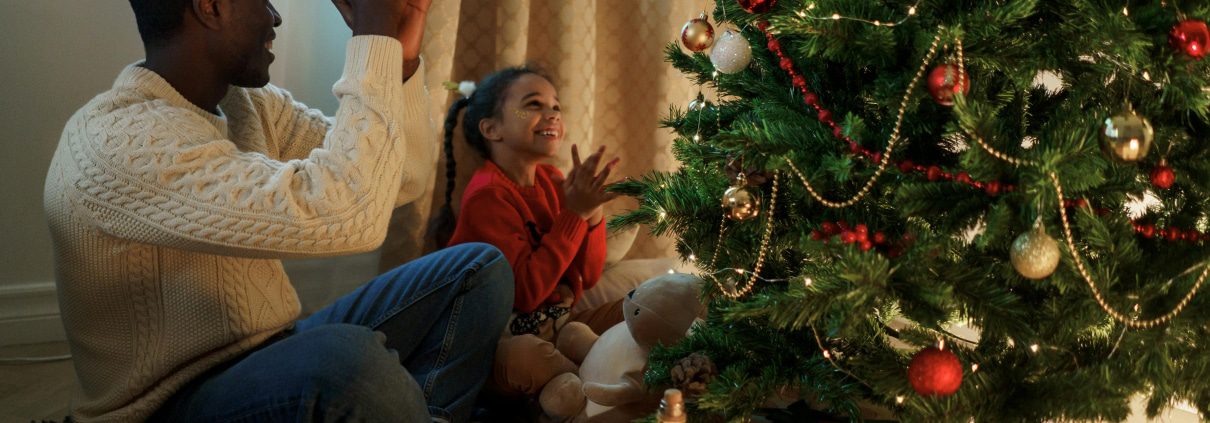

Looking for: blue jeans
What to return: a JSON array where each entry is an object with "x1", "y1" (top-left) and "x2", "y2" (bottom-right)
[{"x1": 148, "y1": 243, "x2": 514, "y2": 423}]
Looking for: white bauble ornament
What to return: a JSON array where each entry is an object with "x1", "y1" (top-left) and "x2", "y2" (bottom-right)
[{"x1": 710, "y1": 29, "x2": 752, "y2": 74}]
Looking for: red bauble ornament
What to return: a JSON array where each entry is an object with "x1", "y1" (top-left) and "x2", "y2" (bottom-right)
[
  {"x1": 1151, "y1": 160, "x2": 1175, "y2": 189},
  {"x1": 1170, "y1": 19, "x2": 1210, "y2": 59},
  {"x1": 926, "y1": 64, "x2": 970, "y2": 106},
  {"x1": 908, "y1": 347, "x2": 963, "y2": 397},
  {"x1": 737, "y1": 0, "x2": 776, "y2": 14}
]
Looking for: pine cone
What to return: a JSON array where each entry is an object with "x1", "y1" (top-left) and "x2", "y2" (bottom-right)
[{"x1": 670, "y1": 353, "x2": 717, "y2": 398}]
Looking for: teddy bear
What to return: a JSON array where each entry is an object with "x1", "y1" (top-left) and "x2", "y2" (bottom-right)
[
  {"x1": 490, "y1": 284, "x2": 600, "y2": 420},
  {"x1": 560, "y1": 272, "x2": 706, "y2": 422}
]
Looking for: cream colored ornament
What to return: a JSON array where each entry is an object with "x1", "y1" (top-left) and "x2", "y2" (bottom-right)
[
  {"x1": 710, "y1": 29, "x2": 752, "y2": 74},
  {"x1": 1011, "y1": 222, "x2": 1061, "y2": 280}
]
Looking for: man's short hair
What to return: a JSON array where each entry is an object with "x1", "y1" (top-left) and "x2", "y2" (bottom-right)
[{"x1": 129, "y1": 0, "x2": 193, "y2": 46}]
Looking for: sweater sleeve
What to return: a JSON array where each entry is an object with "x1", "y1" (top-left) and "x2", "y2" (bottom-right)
[
  {"x1": 568, "y1": 220, "x2": 608, "y2": 292},
  {"x1": 266, "y1": 57, "x2": 435, "y2": 209},
  {"x1": 448, "y1": 187, "x2": 590, "y2": 313},
  {"x1": 72, "y1": 36, "x2": 410, "y2": 259}
]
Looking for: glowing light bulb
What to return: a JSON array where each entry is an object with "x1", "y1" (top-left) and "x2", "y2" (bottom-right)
[
  {"x1": 908, "y1": 6, "x2": 917, "y2": 15},
  {"x1": 831, "y1": 13, "x2": 841, "y2": 20},
  {"x1": 1029, "y1": 344, "x2": 1040, "y2": 353}
]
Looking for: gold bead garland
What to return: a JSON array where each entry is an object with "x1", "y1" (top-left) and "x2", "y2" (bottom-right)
[
  {"x1": 1050, "y1": 172, "x2": 1210, "y2": 329},
  {"x1": 706, "y1": 173, "x2": 780, "y2": 299},
  {"x1": 785, "y1": 28, "x2": 944, "y2": 208}
]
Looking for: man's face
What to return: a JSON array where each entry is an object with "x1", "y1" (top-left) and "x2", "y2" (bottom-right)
[{"x1": 221, "y1": 0, "x2": 281, "y2": 88}]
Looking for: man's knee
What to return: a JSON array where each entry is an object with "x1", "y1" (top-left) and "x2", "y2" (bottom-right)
[{"x1": 292, "y1": 325, "x2": 428, "y2": 419}]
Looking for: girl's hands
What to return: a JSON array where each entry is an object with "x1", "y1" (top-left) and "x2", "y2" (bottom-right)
[{"x1": 563, "y1": 144, "x2": 621, "y2": 225}]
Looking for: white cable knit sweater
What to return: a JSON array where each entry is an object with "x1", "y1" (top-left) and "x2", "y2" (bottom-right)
[{"x1": 42, "y1": 36, "x2": 435, "y2": 422}]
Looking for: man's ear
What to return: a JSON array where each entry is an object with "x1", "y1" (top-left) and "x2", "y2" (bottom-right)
[
  {"x1": 191, "y1": 0, "x2": 225, "y2": 30},
  {"x1": 480, "y1": 118, "x2": 502, "y2": 142}
]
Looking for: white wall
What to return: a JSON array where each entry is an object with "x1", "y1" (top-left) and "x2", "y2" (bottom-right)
[{"x1": 0, "y1": 1, "x2": 378, "y2": 346}]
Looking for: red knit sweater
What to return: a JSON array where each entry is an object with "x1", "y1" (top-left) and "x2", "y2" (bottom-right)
[{"x1": 448, "y1": 161, "x2": 607, "y2": 313}]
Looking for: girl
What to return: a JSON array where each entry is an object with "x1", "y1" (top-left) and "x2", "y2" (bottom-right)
[{"x1": 435, "y1": 67, "x2": 624, "y2": 414}]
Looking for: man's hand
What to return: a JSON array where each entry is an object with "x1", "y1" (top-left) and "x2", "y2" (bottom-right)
[
  {"x1": 397, "y1": 0, "x2": 430, "y2": 82},
  {"x1": 397, "y1": 0, "x2": 430, "y2": 62},
  {"x1": 331, "y1": 0, "x2": 407, "y2": 38},
  {"x1": 333, "y1": 0, "x2": 430, "y2": 82}
]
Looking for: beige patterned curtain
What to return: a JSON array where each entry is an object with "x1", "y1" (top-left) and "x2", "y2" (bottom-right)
[{"x1": 381, "y1": 0, "x2": 714, "y2": 270}]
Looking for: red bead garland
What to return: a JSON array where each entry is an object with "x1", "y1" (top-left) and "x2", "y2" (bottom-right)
[
  {"x1": 760, "y1": 23, "x2": 1015, "y2": 199},
  {"x1": 1061, "y1": 199, "x2": 1204, "y2": 244},
  {"x1": 812, "y1": 221, "x2": 890, "y2": 252},
  {"x1": 762, "y1": 22, "x2": 846, "y2": 145},
  {"x1": 1132, "y1": 222, "x2": 1207, "y2": 243}
]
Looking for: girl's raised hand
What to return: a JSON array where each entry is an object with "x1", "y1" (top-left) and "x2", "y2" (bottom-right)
[{"x1": 564, "y1": 144, "x2": 621, "y2": 223}]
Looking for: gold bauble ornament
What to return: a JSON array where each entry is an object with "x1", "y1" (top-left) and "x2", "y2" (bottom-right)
[
  {"x1": 722, "y1": 185, "x2": 761, "y2": 221},
  {"x1": 1101, "y1": 109, "x2": 1154, "y2": 162},
  {"x1": 1010, "y1": 223, "x2": 1061, "y2": 280},
  {"x1": 680, "y1": 13, "x2": 715, "y2": 53}
]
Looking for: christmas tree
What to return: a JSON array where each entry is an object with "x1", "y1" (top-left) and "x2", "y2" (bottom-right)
[{"x1": 611, "y1": 0, "x2": 1210, "y2": 421}]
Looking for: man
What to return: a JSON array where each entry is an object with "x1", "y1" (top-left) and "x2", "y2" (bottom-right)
[{"x1": 43, "y1": 0, "x2": 512, "y2": 421}]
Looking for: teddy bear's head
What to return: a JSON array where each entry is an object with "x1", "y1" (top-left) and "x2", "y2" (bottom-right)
[{"x1": 621, "y1": 273, "x2": 705, "y2": 349}]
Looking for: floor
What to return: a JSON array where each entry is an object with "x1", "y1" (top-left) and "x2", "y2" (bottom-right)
[
  {"x1": 0, "y1": 341, "x2": 73, "y2": 422},
  {"x1": 0, "y1": 339, "x2": 1202, "y2": 423}
]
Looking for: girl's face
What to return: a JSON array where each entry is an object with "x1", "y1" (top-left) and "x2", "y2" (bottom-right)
[{"x1": 482, "y1": 74, "x2": 564, "y2": 160}]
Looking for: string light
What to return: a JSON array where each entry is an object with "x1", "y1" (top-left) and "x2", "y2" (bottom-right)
[
  {"x1": 693, "y1": 134, "x2": 702, "y2": 141},
  {"x1": 971, "y1": 363, "x2": 979, "y2": 372},
  {"x1": 895, "y1": 395, "x2": 905, "y2": 404},
  {"x1": 822, "y1": 349, "x2": 832, "y2": 359},
  {"x1": 1029, "y1": 344, "x2": 1040, "y2": 353},
  {"x1": 688, "y1": 254, "x2": 697, "y2": 261},
  {"x1": 668, "y1": 269, "x2": 676, "y2": 274},
  {"x1": 803, "y1": 277, "x2": 814, "y2": 287},
  {"x1": 797, "y1": 2, "x2": 922, "y2": 28}
]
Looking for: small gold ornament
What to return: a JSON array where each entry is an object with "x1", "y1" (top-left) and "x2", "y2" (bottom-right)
[
  {"x1": 680, "y1": 12, "x2": 715, "y2": 53},
  {"x1": 1011, "y1": 221, "x2": 1061, "y2": 280},
  {"x1": 1101, "y1": 109, "x2": 1154, "y2": 162},
  {"x1": 722, "y1": 175, "x2": 761, "y2": 221}
]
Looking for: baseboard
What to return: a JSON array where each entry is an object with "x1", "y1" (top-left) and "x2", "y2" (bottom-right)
[{"x1": 0, "y1": 281, "x2": 65, "y2": 347}]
